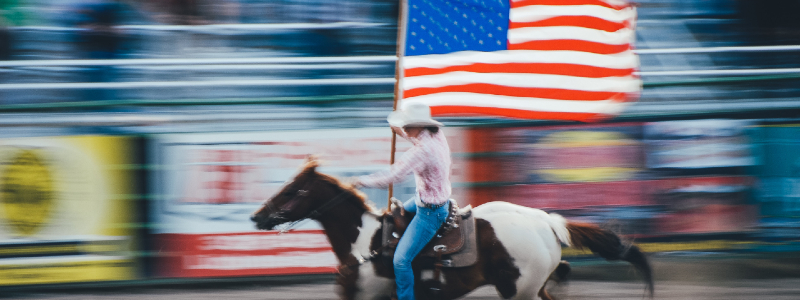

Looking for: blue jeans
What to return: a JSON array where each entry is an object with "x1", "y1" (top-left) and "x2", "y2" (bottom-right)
[{"x1": 394, "y1": 198, "x2": 449, "y2": 300}]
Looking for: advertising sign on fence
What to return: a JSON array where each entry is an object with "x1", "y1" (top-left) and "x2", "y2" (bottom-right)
[
  {"x1": 477, "y1": 121, "x2": 759, "y2": 238},
  {"x1": 510, "y1": 123, "x2": 645, "y2": 184},
  {"x1": 149, "y1": 128, "x2": 467, "y2": 278},
  {"x1": 751, "y1": 123, "x2": 800, "y2": 217},
  {"x1": 643, "y1": 119, "x2": 755, "y2": 170},
  {"x1": 0, "y1": 136, "x2": 139, "y2": 285}
]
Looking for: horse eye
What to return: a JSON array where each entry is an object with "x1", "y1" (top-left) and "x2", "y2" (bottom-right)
[{"x1": 298, "y1": 190, "x2": 309, "y2": 196}]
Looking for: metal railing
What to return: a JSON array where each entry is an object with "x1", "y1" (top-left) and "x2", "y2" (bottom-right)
[
  {"x1": 1, "y1": 45, "x2": 799, "y2": 89},
  {"x1": 0, "y1": 45, "x2": 799, "y2": 113}
]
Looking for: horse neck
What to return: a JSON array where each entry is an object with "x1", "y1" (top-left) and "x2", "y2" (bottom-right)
[{"x1": 315, "y1": 192, "x2": 381, "y2": 264}]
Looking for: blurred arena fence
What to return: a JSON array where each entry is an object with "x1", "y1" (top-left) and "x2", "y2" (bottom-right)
[{"x1": 3, "y1": 114, "x2": 800, "y2": 289}]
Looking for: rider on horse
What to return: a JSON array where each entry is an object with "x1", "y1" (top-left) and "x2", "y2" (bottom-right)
[{"x1": 350, "y1": 102, "x2": 453, "y2": 300}]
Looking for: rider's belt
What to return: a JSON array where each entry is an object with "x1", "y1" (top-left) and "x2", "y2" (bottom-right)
[{"x1": 421, "y1": 201, "x2": 447, "y2": 209}]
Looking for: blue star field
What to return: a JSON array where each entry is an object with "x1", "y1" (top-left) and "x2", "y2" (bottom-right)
[{"x1": 405, "y1": 0, "x2": 510, "y2": 56}]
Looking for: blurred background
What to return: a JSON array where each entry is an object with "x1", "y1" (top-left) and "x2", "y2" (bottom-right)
[{"x1": 2, "y1": 0, "x2": 800, "y2": 298}]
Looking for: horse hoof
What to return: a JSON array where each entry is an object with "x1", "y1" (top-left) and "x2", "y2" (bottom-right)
[{"x1": 552, "y1": 261, "x2": 571, "y2": 282}]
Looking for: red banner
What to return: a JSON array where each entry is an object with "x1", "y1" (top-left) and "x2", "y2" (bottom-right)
[{"x1": 154, "y1": 231, "x2": 337, "y2": 278}]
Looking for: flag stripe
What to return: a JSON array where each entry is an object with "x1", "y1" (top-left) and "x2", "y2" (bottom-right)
[
  {"x1": 403, "y1": 50, "x2": 638, "y2": 70},
  {"x1": 403, "y1": 72, "x2": 641, "y2": 92},
  {"x1": 510, "y1": 5, "x2": 635, "y2": 23},
  {"x1": 512, "y1": 0, "x2": 629, "y2": 10},
  {"x1": 509, "y1": 15, "x2": 627, "y2": 32},
  {"x1": 508, "y1": 27, "x2": 633, "y2": 46},
  {"x1": 404, "y1": 84, "x2": 626, "y2": 100},
  {"x1": 508, "y1": 39, "x2": 631, "y2": 54},
  {"x1": 432, "y1": 105, "x2": 602, "y2": 121},
  {"x1": 405, "y1": 63, "x2": 634, "y2": 78},
  {"x1": 406, "y1": 92, "x2": 627, "y2": 114}
]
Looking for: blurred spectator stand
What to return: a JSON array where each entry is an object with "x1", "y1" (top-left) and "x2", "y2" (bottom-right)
[
  {"x1": 75, "y1": 0, "x2": 123, "y2": 59},
  {"x1": 0, "y1": 0, "x2": 22, "y2": 61},
  {"x1": 74, "y1": 0, "x2": 124, "y2": 102},
  {"x1": 735, "y1": 0, "x2": 800, "y2": 46},
  {"x1": 0, "y1": 18, "x2": 11, "y2": 61}
]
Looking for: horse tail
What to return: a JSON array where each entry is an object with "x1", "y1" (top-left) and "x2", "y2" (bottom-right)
[
  {"x1": 544, "y1": 212, "x2": 572, "y2": 247},
  {"x1": 565, "y1": 221, "x2": 654, "y2": 297}
]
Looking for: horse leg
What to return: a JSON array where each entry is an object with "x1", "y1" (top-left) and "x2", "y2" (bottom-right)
[
  {"x1": 536, "y1": 261, "x2": 570, "y2": 300},
  {"x1": 549, "y1": 261, "x2": 571, "y2": 282},
  {"x1": 538, "y1": 285, "x2": 555, "y2": 300}
]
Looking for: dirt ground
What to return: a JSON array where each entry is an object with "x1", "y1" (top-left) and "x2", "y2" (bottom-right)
[
  {"x1": 5, "y1": 253, "x2": 800, "y2": 299},
  {"x1": 4, "y1": 279, "x2": 800, "y2": 300}
]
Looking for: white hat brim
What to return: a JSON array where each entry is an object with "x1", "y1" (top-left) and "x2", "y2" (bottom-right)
[
  {"x1": 387, "y1": 110, "x2": 444, "y2": 127},
  {"x1": 387, "y1": 110, "x2": 406, "y2": 127}
]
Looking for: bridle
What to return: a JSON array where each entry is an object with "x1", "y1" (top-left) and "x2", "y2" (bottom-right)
[{"x1": 267, "y1": 178, "x2": 353, "y2": 234}]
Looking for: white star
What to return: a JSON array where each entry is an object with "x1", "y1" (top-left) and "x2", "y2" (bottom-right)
[
  {"x1": 411, "y1": 32, "x2": 416, "y2": 36},
  {"x1": 479, "y1": 40, "x2": 483, "y2": 44}
]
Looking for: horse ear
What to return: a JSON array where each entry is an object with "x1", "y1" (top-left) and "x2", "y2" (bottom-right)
[{"x1": 304, "y1": 155, "x2": 321, "y2": 171}]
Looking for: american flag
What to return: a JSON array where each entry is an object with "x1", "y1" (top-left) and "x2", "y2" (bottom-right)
[{"x1": 399, "y1": 0, "x2": 640, "y2": 122}]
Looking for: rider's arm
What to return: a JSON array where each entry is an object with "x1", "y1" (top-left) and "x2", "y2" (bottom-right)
[{"x1": 356, "y1": 146, "x2": 426, "y2": 188}]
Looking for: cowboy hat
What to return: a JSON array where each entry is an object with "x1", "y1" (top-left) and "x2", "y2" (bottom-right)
[{"x1": 387, "y1": 102, "x2": 444, "y2": 128}]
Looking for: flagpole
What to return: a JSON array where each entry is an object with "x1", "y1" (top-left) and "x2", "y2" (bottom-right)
[{"x1": 388, "y1": 0, "x2": 408, "y2": 208}]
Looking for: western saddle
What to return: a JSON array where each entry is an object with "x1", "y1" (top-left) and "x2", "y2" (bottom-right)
[{"x1": 376, "y1": 199, "x2": 479, "y2": 281}]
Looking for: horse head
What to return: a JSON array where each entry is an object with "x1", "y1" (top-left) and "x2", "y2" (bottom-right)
[{"x1": 250, "y1": 156, "x2": 370, "y2": 231}]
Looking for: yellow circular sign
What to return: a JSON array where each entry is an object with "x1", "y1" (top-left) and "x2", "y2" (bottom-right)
[{"x1": 0, "y1": 149, "x2": 56, "y2": 236}]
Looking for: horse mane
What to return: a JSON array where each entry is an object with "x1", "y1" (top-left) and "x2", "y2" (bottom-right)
[{"x1": 298, "y1": 159, "x2": 380, "y2": 215}]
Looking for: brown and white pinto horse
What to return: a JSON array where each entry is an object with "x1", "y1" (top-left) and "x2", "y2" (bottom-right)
[{"x1": 251, "y1": 159, "x2": 653, "y2": 300}]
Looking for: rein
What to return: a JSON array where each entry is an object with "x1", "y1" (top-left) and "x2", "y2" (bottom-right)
[{"x1": 275, "y1": 187, "x2": 353, "y2": 234}]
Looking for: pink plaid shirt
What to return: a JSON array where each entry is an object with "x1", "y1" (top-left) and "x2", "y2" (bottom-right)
[{"x1": 358, "y1": 129, "x2": 452, "y2": 206}]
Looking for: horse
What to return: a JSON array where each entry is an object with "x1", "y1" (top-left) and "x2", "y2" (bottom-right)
[{"x1": 251, "y1": 158, "x2": 653, "y2": 300}]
